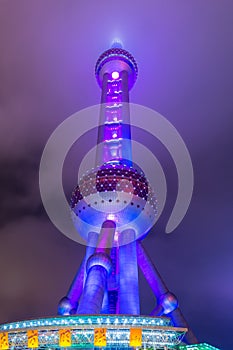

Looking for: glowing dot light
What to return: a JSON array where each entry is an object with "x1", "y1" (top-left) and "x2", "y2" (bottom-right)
[
  {"x1": 107, "y1": 214, "x2": 115, "y2": 221},
  {"x1": 112, "y1": 71, "x2": 119, "y2": 80}
]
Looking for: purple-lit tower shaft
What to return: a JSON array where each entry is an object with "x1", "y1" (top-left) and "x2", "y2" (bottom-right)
[
  {"x1": 58, "y1": 46, "x2": 197, "y2": 345},
  {"x1": 96, "y1": 61, "x2": 139, "y2": 315},
  {"x1": 96, "y1": 69, "x2": 132, "y2": 165}
]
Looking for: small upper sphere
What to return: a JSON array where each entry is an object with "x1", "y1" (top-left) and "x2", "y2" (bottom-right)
[{"x1": 95, "y1": 47, "x2": 138, "y2": 90}]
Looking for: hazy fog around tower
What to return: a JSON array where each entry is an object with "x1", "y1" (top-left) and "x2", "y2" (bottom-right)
[{"x1": 0, "y1": 1, "x2": 232, "y2": 349}]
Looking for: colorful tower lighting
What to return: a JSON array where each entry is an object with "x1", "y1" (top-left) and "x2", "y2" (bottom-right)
[
  {"x1": 0, "y1": 45, "x2": 220, "y2": 350},
  {"x1": 58, "y1": 45, "x2": 197, "y2": 346},
  {"x1": 70, "y1": 46, "x2": 157, "y2": 247},
  {"x1": 95, "y1": 46, "x2": 138, "y2": 165},
  {"x1": 63, "y1": 46, "x2": 157, "y2": 317}
]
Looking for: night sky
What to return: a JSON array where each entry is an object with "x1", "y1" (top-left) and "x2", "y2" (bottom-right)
[{"x1": 0, "y1": 1, "x2": 233, "y2": 349}]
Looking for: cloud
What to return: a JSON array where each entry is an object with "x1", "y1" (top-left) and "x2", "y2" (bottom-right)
[{"x1": 0, "y1": 153, "x2": 44, "y2": 228}]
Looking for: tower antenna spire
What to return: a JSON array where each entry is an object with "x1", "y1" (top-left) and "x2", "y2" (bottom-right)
[{"x1": 111, "y1": 39, "x2": 123, "y2": 49}]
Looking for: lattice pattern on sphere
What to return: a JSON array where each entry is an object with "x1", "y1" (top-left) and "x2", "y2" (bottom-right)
[
  {"x1": 95, "y1": 47, "x2": 138, "y2": 77},
  {"x1": 71, "y1": 164, "x2": 157, "y2": 210}
]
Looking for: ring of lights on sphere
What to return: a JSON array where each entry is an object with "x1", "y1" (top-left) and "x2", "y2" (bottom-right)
[
  {"x1": 95, "y1": 47, "x2": 138, "y2": 90},
  {"x1": 71, "y1": 161, "x2": 157, "y2": 246}
]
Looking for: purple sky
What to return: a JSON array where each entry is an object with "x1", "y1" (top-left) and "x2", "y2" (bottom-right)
[{"x1": 0, "y1": 1, "x2": 233, "y2": 349}]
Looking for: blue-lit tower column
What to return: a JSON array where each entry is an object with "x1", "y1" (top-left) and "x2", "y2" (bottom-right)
[
  {"x1": 95, "y1": 46, "x2": 141, "y2": 315},
  {"x1": 0, "y1": 45, "x2": 219, "y2": 350},
  {"x1": 58, "y1": 45, "x2": 197, "y2": 345}
]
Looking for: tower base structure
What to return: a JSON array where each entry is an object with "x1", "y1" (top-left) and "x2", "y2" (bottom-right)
[{"x1": 0, "y1": 315, "x2": 219, "y2": 349}]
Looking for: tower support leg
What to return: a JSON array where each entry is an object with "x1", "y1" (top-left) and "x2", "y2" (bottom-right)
[
  {"x1": 77, "y1": 263, "x2": 110, "y2": 314},
  {"x1": 137, "y1": 241, "x2": 198, "y2": 344},
  {"x1": 57, "y1": 231, "x2": 99, "y2": 315},
  {"x1": 168, "y1": 308, "x2": 198, "y2": 344},
  {"x1": 77, "y1": 221, "x2": 115, "y2": 314},
  {"x1": 119, "y1": 230, "x2": 140, "y2": 315},
  {"x1": 82, "y1": 231, "x2": 99, "y2": 284}
]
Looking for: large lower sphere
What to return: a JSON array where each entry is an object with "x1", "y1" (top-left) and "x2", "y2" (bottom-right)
[{"x1": 71, "y1": 162, "x2": 157, "y2": 246}]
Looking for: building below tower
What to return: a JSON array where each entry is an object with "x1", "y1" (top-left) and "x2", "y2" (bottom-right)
[{"x1": 0, "y1": 314, "x2": 220, "y2": 349}]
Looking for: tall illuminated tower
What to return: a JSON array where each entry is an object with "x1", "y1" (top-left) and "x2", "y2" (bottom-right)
[
  {"x1": 0, "y1": 46, "x2": 220, "y2": 350},
  {"x1": 58, "y1": 45, "x2": 197, "y2": 345}
]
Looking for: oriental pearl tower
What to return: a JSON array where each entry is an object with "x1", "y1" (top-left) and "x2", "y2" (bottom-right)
[
  {"x1": 57, "y1": 43, "x2": 197, "y2": 347},
  {"x1": 1, "y1": 44, "x2": 219, "y2": 350}
]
